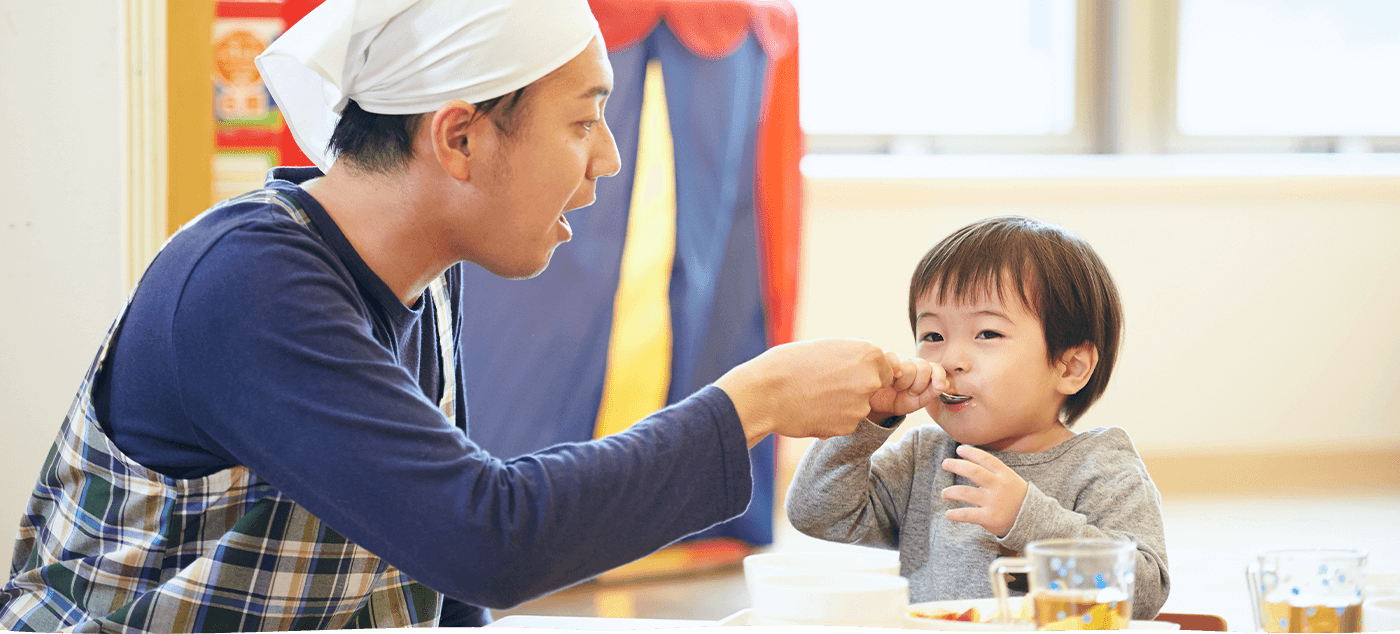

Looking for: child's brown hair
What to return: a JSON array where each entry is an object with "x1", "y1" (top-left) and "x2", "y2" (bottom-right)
[{"x1": 907, "y1": 215, "x2": 1123, "y2": 426}]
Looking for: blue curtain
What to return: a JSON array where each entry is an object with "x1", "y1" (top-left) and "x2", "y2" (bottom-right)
[{"x1": 458, "y1": 22, "x2": 774, "y2": 547}]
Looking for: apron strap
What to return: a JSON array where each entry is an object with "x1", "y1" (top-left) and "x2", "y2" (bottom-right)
[{"x1": 264, "y1": 189, "x2": 458, "y2": 419}]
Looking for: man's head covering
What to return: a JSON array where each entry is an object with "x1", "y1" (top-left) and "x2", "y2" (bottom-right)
[{"x1": 254, "y1": 0, "x2": 600, "y2": 170}]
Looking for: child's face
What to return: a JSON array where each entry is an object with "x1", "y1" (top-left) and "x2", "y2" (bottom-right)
[{"x1": 913, "y1": 283, "x2": 1073, "y2": 452}]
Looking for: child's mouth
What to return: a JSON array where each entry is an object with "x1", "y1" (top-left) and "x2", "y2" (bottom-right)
[{"x1": 938, "y1": 393, "x2": 971, "y2": 405}]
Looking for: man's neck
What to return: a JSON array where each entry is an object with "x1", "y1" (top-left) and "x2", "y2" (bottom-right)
[{"x1": 303, "y1": 163, "x2": 453, "y2": 306}]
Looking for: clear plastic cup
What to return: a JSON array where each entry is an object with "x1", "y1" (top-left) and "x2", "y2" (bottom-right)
[{"x1": 1247, "y1": 548, "x2": 1367, "y2": 633}]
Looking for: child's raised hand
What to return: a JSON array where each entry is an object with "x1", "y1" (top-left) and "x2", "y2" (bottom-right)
[
  {"x1": 940, "y1": 444, "x2": 1028, "y2": 538},
  {"x1": 867, "y1": 353, "x2": 945, "y2": 424}
]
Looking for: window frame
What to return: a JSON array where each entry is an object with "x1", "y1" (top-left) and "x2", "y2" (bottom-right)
[
  {"x1": 803, "y1": 0, "x2": 1103, "y2": 155},
  {"x1": 802, "y1": 0, "x2": 1400, "y2": 156}
]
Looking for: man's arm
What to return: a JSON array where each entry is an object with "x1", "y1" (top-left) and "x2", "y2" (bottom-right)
[
  {"x1": 714, "y1": 338, "x2": 894, "y2": 447},
  {"x1": 174, "y1": 230, "x2": 751, "y2": 609},
  {"x1": 174, "y1": 231, "x2": 911, "y2": 609}
]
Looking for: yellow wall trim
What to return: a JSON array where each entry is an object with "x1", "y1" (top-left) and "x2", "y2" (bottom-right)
[
  {"x1": 778, "y1": 440, "x2": 1398, "y2": 510},
  {"x1": 1142, "y1": 449, "x2": 1400, "y2": 497},
  {"x1": 167, "y1": 0, "x2": 215, "y2": 235},
  {"x1": 120, "y1": 0, "x2": 213, "y2": 286}
]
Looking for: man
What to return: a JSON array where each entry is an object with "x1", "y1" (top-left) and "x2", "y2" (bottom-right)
[{"x1": 0, "y1": 0, "x2": 939, "y2": 630}]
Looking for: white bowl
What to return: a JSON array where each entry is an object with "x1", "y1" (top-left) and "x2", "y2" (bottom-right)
[
  {"x1": 748, "y1": 572, "x2": 909, "y2": 628},
  {"x1": 743, "y1": 549, "x2": 900, "y2": 588},
  {"x1": 1364, "y1": 596, "x2": 1400, "y2": 632},
  {"x1": 1367, "y1": 572, "x2": 1400, "y2": 600}
]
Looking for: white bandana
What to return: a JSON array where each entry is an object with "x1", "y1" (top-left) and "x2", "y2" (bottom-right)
[{"x1": 254, "y1": 0, "x2": 599, "y2": 170}]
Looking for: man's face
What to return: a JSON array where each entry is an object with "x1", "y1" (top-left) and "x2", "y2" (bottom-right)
[{"x1": 465, "y1": 35, "x2": 621, "y2": 279}]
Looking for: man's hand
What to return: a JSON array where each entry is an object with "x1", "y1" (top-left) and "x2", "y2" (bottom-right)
[
  {"x1": 713, "y1": 338, "x2": 893, "y2": 447},
  {"x1": 867, "y1": 353, "x2": 945, "y2": 425},
  {"x1": 940, "y1": 444, "x2": 1028, "y2": 538}
]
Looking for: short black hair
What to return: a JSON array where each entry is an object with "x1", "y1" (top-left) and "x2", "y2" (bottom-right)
[
  {"x1": 326, "y1": 87, "x2": 529, "y2": 174},
  {"x1": 907, "y1": 215, "x2": 1124, "y2": 427}
]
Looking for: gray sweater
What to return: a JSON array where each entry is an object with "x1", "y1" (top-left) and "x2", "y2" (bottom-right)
[{"x1": 785, "y1": 422, "x2": 1169, "y2": 619}]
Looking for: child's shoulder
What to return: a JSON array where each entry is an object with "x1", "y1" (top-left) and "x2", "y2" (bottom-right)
[
  {"x1": 1057, "y1": 426, "x2": 1144, "y2": 462},
  {"x1": 1056, "y1": 426, "x2": 1151, "y2": 478},
  {"x1": 1069, "y1": 426, "x2": 1139, "y2": 451}
]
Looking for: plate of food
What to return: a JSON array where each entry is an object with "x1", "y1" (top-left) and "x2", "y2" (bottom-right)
[
  {"x1": 712, "y1": 601, "x2": 1031, "y2": 630},
  {"x1": 905, "y1": 598, "x2": 1179, "y2": 631},
  {"x1": 905, "y1": 598, "x2": 1034, "y2": 630}
]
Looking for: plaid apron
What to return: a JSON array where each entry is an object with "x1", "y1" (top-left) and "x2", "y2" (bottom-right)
[{"x1": 1, "y1": 190, "x2": 452, "y2": 632}]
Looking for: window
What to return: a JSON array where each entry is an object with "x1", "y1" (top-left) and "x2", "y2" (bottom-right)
[
  {"x1": 791, "y1": 0, "x2": 1400, "y2": 155},
  {"x1": 1174, "y1": 0, "x2": 1400, "y2": 151},
  {"x1": 794, "y1": 0, "x2": 1077, "y2": 136},
  {"x1": 793, "y1": 0, "x2": 1087, "y2": 154}
]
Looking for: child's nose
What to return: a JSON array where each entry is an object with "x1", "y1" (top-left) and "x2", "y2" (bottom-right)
[{"x1": 940, "y1": 344, "x2": 970, "y2": 374}]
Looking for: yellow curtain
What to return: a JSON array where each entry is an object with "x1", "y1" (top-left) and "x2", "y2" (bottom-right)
[{"x1": 593, "y1": 60, "x2": 676, "y2": 438}]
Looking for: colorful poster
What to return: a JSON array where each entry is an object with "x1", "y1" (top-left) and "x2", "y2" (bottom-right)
[
  {"x1": 213, "y1": 150, "x2": 277, "y2": 202},
  {"x1": 213, "y1": 17, "x2": 283, "y2": 129}
]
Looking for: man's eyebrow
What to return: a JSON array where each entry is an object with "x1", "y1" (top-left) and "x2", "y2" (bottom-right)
[{"x1": 582, "y1": 86, "x2": 611, "y2": 99}]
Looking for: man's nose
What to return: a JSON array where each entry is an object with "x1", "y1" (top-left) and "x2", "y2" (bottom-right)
[{"x1": 589, "y1": 119, "x2": 622, "y2": 180}]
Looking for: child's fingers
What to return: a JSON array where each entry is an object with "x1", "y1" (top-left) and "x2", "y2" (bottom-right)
[
  {"x1": 944, "y1": 506, "x2": 983, "y2": 526},
  {"x1": 907, "y1": 357, "x2": 934, "y2": 394},
  {"x1": 890, "y1": 357, "x2": 917, "y2": 391},
  {"x1": 913, "y1": 386, "x2": 939, "y2": 410},
  {"x1": 941, "y1": 456, "x2": 995, "y2": 487},
  {"x1": 888, "y1": 379, "x2": 937, "y2": 415},
  {"x1": 867, "y1": 386, "x2": 895, "y2": 415},
  {"x1": 883, "y1": 350, "x2": 903, "y2": 383},
  {"x1": 931, "y1": 362, "x2": 950, "y2": 392},
  {"x1": 940, "y1": 484, "x2": 986, "y2": 507},
  {"x1": 891, "y1": 391, "x2": 931, "y2": 415},
  {"x1": 904, "y1": 368, "x2": 940, "y2": 410},
  {"x1": 954, "y1": 444, "x2": 1010, "y2": 474}
]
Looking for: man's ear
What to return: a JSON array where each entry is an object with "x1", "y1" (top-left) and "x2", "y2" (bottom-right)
[
  {"x1": 1055, "y1": 342, "x2": 1099, "y2": 396},
  {"x1": 430, "y1": 100, "x2": 480, "y2": 181}
]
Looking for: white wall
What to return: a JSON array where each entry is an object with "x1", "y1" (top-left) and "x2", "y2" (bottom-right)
[
  {"x1": 0, "y1": 3, "x2": 126, "y2": 573},
  {"x1": 795, "y1": 167, "x2": 1400, "y2": 459},
  {"x1": 3, "y1": 5, "x2": 1398, "y2": 580}
]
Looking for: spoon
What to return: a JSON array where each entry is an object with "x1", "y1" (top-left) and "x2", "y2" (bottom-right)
[{"x1": 938, "y1": 393, "x2": 971, "y2": 405}]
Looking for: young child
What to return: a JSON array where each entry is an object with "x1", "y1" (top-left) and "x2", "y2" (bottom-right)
[{"x1": 786, "y1": 215, "x2": 1169, "y2": 619}]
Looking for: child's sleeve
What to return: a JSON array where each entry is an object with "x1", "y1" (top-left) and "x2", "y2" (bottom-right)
[
  {"x1": 783, "y1": 419, "x2": 920, "y2": 549},
  {"x1": 996, "y1": 453, "x2": 1170, "y2": 620}
]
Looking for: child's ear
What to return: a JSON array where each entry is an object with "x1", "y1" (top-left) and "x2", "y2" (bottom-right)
[{"x1": 1055, "y1": 342, "x2": 1099, "y2": 396}]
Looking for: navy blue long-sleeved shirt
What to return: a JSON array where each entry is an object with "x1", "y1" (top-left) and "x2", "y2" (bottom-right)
[{"x1": 91, "y1": 167, "x2": 752, "y2": 626}]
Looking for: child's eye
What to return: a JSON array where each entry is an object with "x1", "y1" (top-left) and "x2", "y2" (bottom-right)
[
  {"x1": 920, "y1": 332, "x2": 944, "y2": 343},
  {"x1": 976, "y1": 330, "x2": 1003, "y2": 340},
  {"x1": 581, "y1": 120, "x2": 598, "y2": 133}
]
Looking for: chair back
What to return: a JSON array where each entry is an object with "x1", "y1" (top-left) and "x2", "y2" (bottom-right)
[{"x1": 1154, "y1": 612, "x2": 1228, "y2": 631}]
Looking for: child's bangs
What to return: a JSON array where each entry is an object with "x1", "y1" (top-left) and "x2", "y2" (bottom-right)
[
  {"x1": 907, "y1": 216, "x2": 1057, "y2": 333},
  {"x1": 925, "y1": 245, "x2": 1038, "y2": 313}
]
